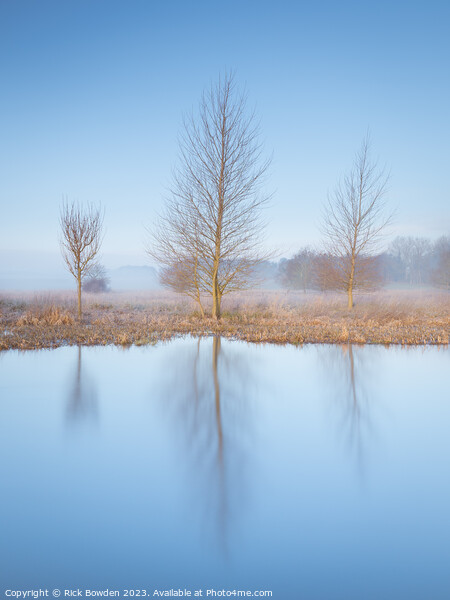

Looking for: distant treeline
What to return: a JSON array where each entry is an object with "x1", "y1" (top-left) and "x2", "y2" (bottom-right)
[{"x1": 257, "y1": 235, "x2": 450, "y2": 291}]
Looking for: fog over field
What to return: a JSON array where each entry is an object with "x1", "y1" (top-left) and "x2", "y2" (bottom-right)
[{"x1": 0, "y1": 263, "x2": 160, "y2": 291}]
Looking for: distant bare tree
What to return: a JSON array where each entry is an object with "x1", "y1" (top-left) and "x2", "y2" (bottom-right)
[
  {"x1": 153, "y1": 210, "x2": 206, "y2": 316},
  {"x1": 82, "y1": 264, "x2": 110, "y2": 294},
  {"x1": 314, "y1": 253, "x2": 342, "y2": 292},
  {"x1": 148, "y1": 73, "x2": 271, "y2": 319},
  {"x1": 431, "y1": 235, "x2": 450, "y2": 290},
  {"x1": 321, "y1": 137, "x2": 391, "y2": 308},
  {"x1": 389, "y1": 236, "x2": 432, "y2": 285},
  {"x1": 315, "y1": 252, "x2": 383, "y2": 293},
  {"x1": 280, "y1": 247, "x2": 317, "y2": 292},
  {"x1": 60, "y1": 201, "x2": 104, "y2": 318},
  {"x1": 377, "y1": 250, "x2": 404, "y2": 284}
]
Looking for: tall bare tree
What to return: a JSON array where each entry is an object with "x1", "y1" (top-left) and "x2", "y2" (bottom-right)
[
  {"x1": 149, "y1": 74, "x2": 271, "y2": 319},
  {"x1": 60, "y1": 201, "x2": 104, "y2": 319},
  {"x1": 320, "y1": 137, "x2": 391, "y2": 308}
]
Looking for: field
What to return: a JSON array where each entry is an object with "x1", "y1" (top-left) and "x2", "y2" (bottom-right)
[{"x1": 0, "y1": 288, "x2": 449, "y2": 350}]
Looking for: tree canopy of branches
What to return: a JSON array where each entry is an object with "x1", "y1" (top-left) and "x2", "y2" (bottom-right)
[
  {"x1": 60, "y1": 201, "x2": 104, "y2": 318},
  {"x1": 320, "y1": 137, "x2": 391, "y2": 308},
  {"x1": 148, "y1": 74, "x2": 271, "y2": 319}
]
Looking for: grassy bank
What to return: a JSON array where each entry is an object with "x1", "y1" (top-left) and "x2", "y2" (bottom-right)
[{"x1": 1, "y1": 289, "x2": 449, "y2": 350}]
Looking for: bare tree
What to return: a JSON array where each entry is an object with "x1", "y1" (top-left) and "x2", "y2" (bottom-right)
[
  {"x1": 154, "y1": 212, "x2": 206, "y2": 317},
  {"x1": 389, "y1": 236, "x2": 432, "y2": 285},
  {"x1": 148, "y1": 74, "x2": 271, "y2": 319},
  {"x1": 279, "y1": 247, "x2": 318, "y2": 292},
  {"x1": 60, "y1": 201, "x2": 104, "y2": 318},
  {"x1": 431, "y1": 235, "x2": 450, "y2": 290},
  {"x1": 314, "y1": 253, "x2": 343, "y2": 292},
  {"x1": 321, "y1": 137, "x2": 391, "y2": 308},
  {"x1": 82, "y1": 263, "x2": 110, "y2": 294}
]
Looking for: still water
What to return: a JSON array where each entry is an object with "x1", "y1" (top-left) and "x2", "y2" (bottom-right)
[{"x1": 0, "y1": 339, "x2": 449, "y2": 599}]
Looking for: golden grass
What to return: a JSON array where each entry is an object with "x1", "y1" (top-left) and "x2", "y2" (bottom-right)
[
  {"x1": 0, "y1": 288, "x2": 448, "y2": 350},
  {"x1": 16, "y1": 304, "x2": 75, "y2": 326}
]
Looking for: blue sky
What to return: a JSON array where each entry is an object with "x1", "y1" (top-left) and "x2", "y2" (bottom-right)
[{"x1": 1, "y1": 0, "x2": 449, "y2": 283}]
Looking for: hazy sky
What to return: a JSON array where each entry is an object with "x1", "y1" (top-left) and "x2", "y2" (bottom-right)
[{"x1": 1, "y1": 0, "x2": 449, "y2": 280}]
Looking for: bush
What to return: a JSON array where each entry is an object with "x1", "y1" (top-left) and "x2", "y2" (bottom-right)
[{"x1": 83, "y1": 276, "x2": 110, "y2": 293}]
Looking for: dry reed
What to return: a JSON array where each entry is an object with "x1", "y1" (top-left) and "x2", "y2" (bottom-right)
[{"x1": 0, "y1": 288, "x2": 448, "y2": 350}]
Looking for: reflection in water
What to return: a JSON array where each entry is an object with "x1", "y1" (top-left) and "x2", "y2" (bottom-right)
[
  {"x1": 66, "y1": 345, "x2": 98, "y2": 427},
  {"x1": 322, "y1": 344, "x2": 378, "y2": 478},
  {"x1": 157, "y1": 336, "x2": 255, "y2": 555},
  {"x1": 212, "y1": 336, "x2": 226, "y2": 552},
  {"x1": 2, "y1": 342, "x2": 450, "y2": 596}
]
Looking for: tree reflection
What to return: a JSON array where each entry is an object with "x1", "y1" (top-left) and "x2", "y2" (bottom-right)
[
  {"x1": 156, "y1": 336, "x2": 256, "y2": 555},
  {"x1": 321, "y1": 344, "x2": 378, "y2": 478},
  {"x1": 66, "y1": 345, "x2": 98, "y2": 427}
]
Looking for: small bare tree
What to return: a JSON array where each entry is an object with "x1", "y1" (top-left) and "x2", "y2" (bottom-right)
[
  {"x1": 60, "y1": 201, "x2": 104, "y2": 319},
  {"x1": 321, "y1": 137, "x2": 391, "y2": 308},
  {"x1": 148, "y1": 73, "x2": 271, "y2": 319}
]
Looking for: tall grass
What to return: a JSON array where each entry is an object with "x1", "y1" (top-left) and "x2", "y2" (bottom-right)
[{"x1": 1, "y1": 288, "x2": 448, "y2": 350}]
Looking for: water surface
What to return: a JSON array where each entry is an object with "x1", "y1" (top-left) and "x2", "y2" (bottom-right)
[{"x1": 0, "y1": 339, "x2": 449, "y2": 599}]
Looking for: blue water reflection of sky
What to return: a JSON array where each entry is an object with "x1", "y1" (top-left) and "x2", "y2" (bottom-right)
[{"x1": 0, "y1": 340, "x2": 449, "y2": 598}]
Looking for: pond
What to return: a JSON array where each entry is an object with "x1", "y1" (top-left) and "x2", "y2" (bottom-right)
[{"x1": 0, "y1": 339, "x2": 449, "y2": 599}]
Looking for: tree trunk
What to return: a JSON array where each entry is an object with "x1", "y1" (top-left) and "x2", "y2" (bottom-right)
[
  {"x1": 77, "y1": 269, "x2": 82, "y2": 320},
  {"x1": 212, "y1": 273, "x2": 221, "y2": 319},
  {"x1": 196, "y1": 295, "x2": 205, "y2": 318},
  {"x1": 211, "y1": 207, "x2": 223, "y2": 319},
  {"x1": 348, "y1": 256, "x2": 355, "y2": 309},
  {"x1": 193, "y1": 249, "x2": 205, "y2": 318}
]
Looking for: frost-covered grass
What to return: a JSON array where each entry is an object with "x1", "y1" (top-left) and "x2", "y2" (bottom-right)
[{"x1": 1, "y1": 288, "x2": 448, "y2": 350}]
